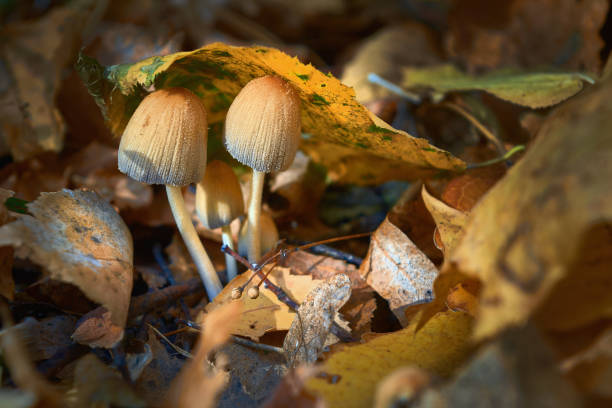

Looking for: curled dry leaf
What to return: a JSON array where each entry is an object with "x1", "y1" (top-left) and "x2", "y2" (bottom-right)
[
  {"x1": 283, "y1": 273, "x2": 352, "y2": 367},
  {"x1": 421, "y1": 186, "x2": 468, "y2": 255},
  {"x1": 71, "y1": 307, "x2": 124, "y2": 348},
  {"x1": 359, "y1": 217, "x2": 438, "y2": 326},
  {"x1": 447, "y1": 74, "x2": 612, "y2": 340},
  {"x1": 0, "y1": 189, "x2": 133, "y2": 347},
  {"x1": 164, "y1": 301, "x2": 242, "y2": 408},
  {"x1": 205, "y1": 265, "x2": 321, "y2": 340},
  {"x1": 306, "y1": 311, "x2": 473, "y2": 408}
]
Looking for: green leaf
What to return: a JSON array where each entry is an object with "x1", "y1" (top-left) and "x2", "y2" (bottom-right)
[
  {"x1": 76, "y1": 43, "x2": 465, "y2": 184},
  {"x1": 402, "y1": 65, "x2": 594, "y2": 108}
]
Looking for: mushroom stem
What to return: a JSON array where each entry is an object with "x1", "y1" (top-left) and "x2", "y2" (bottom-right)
[
  {"x1": 166, "y1": 185, "x2": 222, "y2": 300},
  {"x1": 246, "y1": 170, "x2": 265, "y2": 262},
  {"x1": 221, "y1": 224, "x2": 238, "y2": 281}
]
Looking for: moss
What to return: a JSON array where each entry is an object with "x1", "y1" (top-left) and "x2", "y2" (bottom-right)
[
  {"x1": 295, "y1": 73, "x2": 309, "y2": 81},
  {"x1": 366, "y1": 124, "x2": 394, "y2": 134},
  {"x1": 312, "y1": 94, "x2": 330, "y2": 106}
]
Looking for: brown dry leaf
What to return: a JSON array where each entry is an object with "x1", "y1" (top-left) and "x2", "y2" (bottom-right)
[
  {"x1": 440, "y1": 166, "x2": 506, "y2": 213},
  {"x1": 445, "y1": 0, "x2": 608, "y2": 73},
  {"x1": 0, "y1": 308, "x2": 62, "y2": 408},
  {"x1": 0, "y1": 188, "x2": 15, "y2": 300},
  {"x1": 286, "y1": 251, "x2": 376, "y2": 338},
  {"x1": 359, "y1": 217, "x2": 438, "y2": 326},
  {"x1": 447, "y1": 74, "x2": 612, "y2": 340},
  {"x1": 421, "y1": 186, "x2": 468, "y2": 255},
  {"x1": 0, "y1": 189, "x2": 133, "y2": 347},
  {"x1": 0, "y1": 0, "x2": 106, "y2": 160},
  {"x1": 70, "y1": 354, "x2": 145, "y2": 407},
  {"x1": 283, "y1": 274, "x2": 352, "y2": 367},
  {"x1": 446, "y1": 283, "x2": 479, "y2": 318},
  {"x1": 164, "y1": 301, "x2": 242, "y2": 408},
  {"x1": 71, "y1": 307, "x2": 124, "y2": 348},
  {"x1": 561, "y1": 327, "x2": 612, "y2": 398},
  {"x1": 415, "y1": 324, "x2": 582, "y2": 408},
  {"x1": 305, "y1": 310, "x2": 474, "y2": 408},
  {"x1": 205, "y1": 265, "x2": 320, "y2": 340},
  {"x1": 341, "y1": 22, "x2": 442, "y2": 104}
]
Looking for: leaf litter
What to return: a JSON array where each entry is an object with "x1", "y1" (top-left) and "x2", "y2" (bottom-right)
[{"x1": 1, "y1": 1, "x2": 612, "y2": 407}]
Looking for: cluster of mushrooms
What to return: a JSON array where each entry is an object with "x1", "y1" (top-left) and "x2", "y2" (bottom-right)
[{"x1": 117, "y1": 76, "x2": 301, "y2": 300}]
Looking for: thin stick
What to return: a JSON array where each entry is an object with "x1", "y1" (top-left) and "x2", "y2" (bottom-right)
[
  {"x1": 467, "y1": 145, "x2": 525, "y2": 169},
  {"x1": 166, "y1": 185, "x2": 222, "y2": 300},
  {"x1": 247, "y1": 171, "x2": 265, "y2": 262},
  {"x1": 221, "y1": 225, "x2": 238, "y2": 281},
  {"x1": 152, "y1": 243, "x2": 192, "y2": 319}
]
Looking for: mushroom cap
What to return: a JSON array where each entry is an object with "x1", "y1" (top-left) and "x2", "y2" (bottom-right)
[
  {"x1": 118, "y1": 87, "x2": 208, "y2": 186},
  {"x1": 238, "y1": 212, "x2": 279, "y2": 258},
  {"x1": 195, "y1": 160, "x2": 245, "y2": 229},
  {"x1": 224, "y1": 76, "x2": 301, "y2": 173}
]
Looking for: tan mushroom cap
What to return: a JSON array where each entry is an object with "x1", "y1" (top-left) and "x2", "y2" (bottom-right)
[
  {"x1": 224, "y1": 76, "x2": 301, "y2": 173},
  {"x1": 195, "y1": 160, "x2": 245, "y2": 229},
  {"x1": 238, "y1": 212, "x2": 279, "y2": 258},
  {"x1": 118, "y1": 87, "x2": 208, "y2": 186}
]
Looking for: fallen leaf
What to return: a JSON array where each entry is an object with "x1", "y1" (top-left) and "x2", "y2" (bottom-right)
[
  {"x1": 440, "y1": 165, "x2": 506, "y2": 212},
  {"x1": 359, "y1": 217, "x2": 438, "y2": 326},
  {"x1": 0, "y1": 189, "x2": 133, "y2": 347},
  {"x1": 446, "y1": 283, "x2": 479, "y2": 317},
  {"x1": 445, "y1": 0, "x2": 608, "y2": 73},
  {"x1": 341, "y1": 22, "x2": 442, "y2": 103},
  {"x1": 421, "y1": 186, "x2": 468, "y2": 255},
  {"x1": 71, "y1": 307, "x2": 124, "y2": 348},
  {"x1": 164, "y1": 301, "x2": 242, "y2": 408},
  {"x1": 402, "y1": 64, "x2": 592, "y2": 108},
  {"x1": 264, "y1": 365, "x2": 326, "y2": 408},
  {"x1": 0, "y1": 0, "x2": 106, "y2": 160},
  {"x1": 415, "y1": 324, "x2": 582, "y2": 408},
  {"x1": 306, "y1": 310, "x2": 474, "y2": 408},
  {"x1": 70, "y1": 354, "x2": 146, "y2": 407},
  {"x1": 447, "y1": 74, "x2": 612, "y2": 340},
  {"x1": 0, "y1": 189, "x2": 15, "y2": 300},
  {"x1": 283, "y1": 274, "x2": 352, "y2": 366},
  {"x1": 76, "y1": 43, "x2": 465, "y2": 184},
  {"x1": 205, "y1": 265, "x2": 320, "y2": 340}
]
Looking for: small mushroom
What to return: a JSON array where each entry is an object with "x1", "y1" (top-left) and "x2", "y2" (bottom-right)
[
  {"x1": 224, "y1": 75, "x2": 301, "y2": 262},
  {"x1": 238, "y1": 212, "x2": 279, "y2": 259},
  {"x1": 118, "y1": 87, "x2": 222, "y2": 300},
  {"x1": 195, "y1": 160, "x2": 245, "y2": 281}
]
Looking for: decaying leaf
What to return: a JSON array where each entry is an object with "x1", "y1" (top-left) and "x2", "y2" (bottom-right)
[
  {"x1": 71, "y1": 307, "x2": 124, "y2": 348},
  {"x1": 0, "y1": 188, "x2": 15, "y2": 300},
  {"x1": 0, "y1": 189, "x2": 133, "y2": 347},
  {"x1": 306, "y1": 311, "x2": 474, "y2": 408},
  {"x1": 402, "y1": 65, "x2": 591, "y2": 108},
  {"x1": 283, "y1": 274, "x2": 352, "y2": 366},
  {"x1": 77, "y1": 43, "x2": 465, "y2": 185},
  {"x1": 447, "y1": 74, "x2": 612, "y2": 340},
  {"x1": 415, "y1": 324, "x2": 582, "y2": 408},
  {"x1": 205, "y1": 265, "x2": 321, "y2": 340},
  {"x1": 164, "y1": 301, "x2": 242, "y2": 408},
  {"x1": 421, "y1": 186, "x2": 468, "y2": 255},
  {"x1": 359, "y1": 217, "x2": 438, "y2": 326},
  {"x1": 70, "y1": 354, "x2": 146, "y2": 407},
  {"x1": 0, "y1": 0, "x2": 106, "y2": 160}
]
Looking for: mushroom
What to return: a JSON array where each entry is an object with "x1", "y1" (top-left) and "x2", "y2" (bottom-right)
[
  {"x1": 224, "y1": 75, "x2": 301, "y2": 262},
  {"x1": 195, "y1": 160, "x2": 244, "y2": 281},
  {"x1": 118, "y1": 87, "x2": 222, "y2": 300},
  {"x1": 238, "y1": 211, "x2": 279, "y2": 259}
]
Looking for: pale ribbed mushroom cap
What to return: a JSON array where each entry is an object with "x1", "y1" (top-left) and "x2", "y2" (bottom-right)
[
  {"x1": 118, "y1": 87, "x2": 208, "y2": 186},
  {"x1": 195, "y1": 160, "x2": 245, "y2": 229},
  {"x1": 224, "y1": 76, "x2": 301, "y2": 173},
  {"x1": 238, "y1": 212, "x2": 279, "y2": 258}
]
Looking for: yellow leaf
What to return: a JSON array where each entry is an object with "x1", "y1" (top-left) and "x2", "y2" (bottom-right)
[
  {"x1": 447, "y1": 75, "x2": 612, "y2": 340},
  {"x1": 306, "y1": 311, "x2": 474, "y2": 408},
  {"x1": 421, "y1": 186, "x2": 468, "y2": 255},
  {"x1": 77, "y1": 43, "x2": 465, "y2": 184},
  {"x1": 204, "y1": 265, "x2": 320, "y2": 340}
]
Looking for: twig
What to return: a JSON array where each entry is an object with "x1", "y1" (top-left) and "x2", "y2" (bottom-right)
[
  {"x1": 467, "y1": 145, "x2": 526, "y2": 169},
  {"x1": 147, "y1": 323, "x2": 193, "y2": 358},
  {"x1": 128, "y1": 278, "x2": 203, "y2": 319},
  {"x1": 367, "y1": 73, "x2": 421, "y2": 103},
  {"x1": 230, "y1": 336, "x2": 284, "y2": 354},
  {"x1": 287, "y1": 242, "x2": 364, "y2": 266}
]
